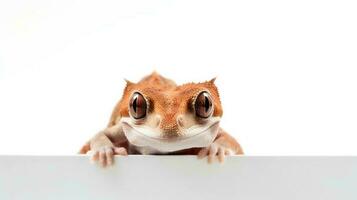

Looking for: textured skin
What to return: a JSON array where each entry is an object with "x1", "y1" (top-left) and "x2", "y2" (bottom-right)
[
  {"x1": 79, "y1": 72, "x2": 243, "y2": 166},
  {"x1": 108, "y1": 72, "x2": 222, "y2": 127}
]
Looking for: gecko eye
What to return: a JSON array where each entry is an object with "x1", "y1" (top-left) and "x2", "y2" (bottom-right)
[
  {"x1": 129, "y1": 92, "x2": 147, "y2": 119},
  {"x1": 194, "y1": 91, "x2": 213, "y2": 118}
]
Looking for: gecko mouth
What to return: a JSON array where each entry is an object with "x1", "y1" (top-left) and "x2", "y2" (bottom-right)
[
  {"x1": 122, "y1": 121, "x2": 219, "y2": 141},
  {"x1": 121, "y1": 120, "x2": 220, "y2": 152}
]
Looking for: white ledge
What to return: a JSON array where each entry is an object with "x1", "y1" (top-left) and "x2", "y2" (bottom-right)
[{"x1": 0, "y1": 155, "x2": 356, "y2": 200}]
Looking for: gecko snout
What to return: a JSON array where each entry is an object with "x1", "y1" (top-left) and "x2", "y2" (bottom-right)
[{"x1": 158, "y1": 115, "x2": 185, "y2": 138}]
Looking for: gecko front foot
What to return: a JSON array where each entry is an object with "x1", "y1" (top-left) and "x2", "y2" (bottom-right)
[
  {"x1": 90, "y1": 146, "x2": 128, "y2": 167},
  {"x1": 197, "y1": 142, "x2": 234, "y2": 163}
]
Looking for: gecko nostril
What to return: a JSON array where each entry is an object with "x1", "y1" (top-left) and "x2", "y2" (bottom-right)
[
  {"x1": 155, "y1": 115, "x2": 161, "y2": 127},
  {"x1": 177, "y1": 115, "x2": 184, "y2": 128}
]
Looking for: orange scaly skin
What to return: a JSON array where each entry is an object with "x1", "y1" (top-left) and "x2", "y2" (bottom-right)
[{"x1": 79, "y1": 72, "x2": 243, "y2": 167}]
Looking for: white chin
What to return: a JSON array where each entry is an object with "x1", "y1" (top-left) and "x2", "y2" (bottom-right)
[{"x1": 121, "y1": 122, "x2": 220, "y2": 153}]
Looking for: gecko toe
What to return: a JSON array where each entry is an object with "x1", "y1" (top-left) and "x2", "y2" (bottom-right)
[
  {"x1": 197, "y1": 148, "x2": 209, "y2": 159},
  {"x1": 218, "y1": 147, "x2": 225, "y2": 163},
  {"x1": 208, "y1": 145, "x2": 218, "y2": 163},
  {"x1": 105, "y1": 147, "x2": 114, "y2": 166},
  {"x1": 114, "y1": 147, "x2": 128, "y2": 155},
  {"x1": 91, "y1": 150, "x2": 99, "y2": 163},
  {"x1": 99, "y1": 149, "x2": 107, "y2": 167}
]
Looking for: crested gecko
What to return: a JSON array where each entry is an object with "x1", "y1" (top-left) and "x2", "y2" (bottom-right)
[{"x1": 79, "y1": 72, "x2": 243, "y2": 167}]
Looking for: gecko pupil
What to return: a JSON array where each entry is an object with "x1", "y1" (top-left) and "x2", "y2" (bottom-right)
[
  {"x1": 130, "y1": 92, "x2": 147, "y2": 119},
  {"x1": 205, "y1": 96, "x2": 210, "y2": 112},
  {"x1": 133, "y1": 98, "x2": 137, "y2": 112},
  {"x1": 195, "y1": 91, "x2": 213, "y2": 118}
]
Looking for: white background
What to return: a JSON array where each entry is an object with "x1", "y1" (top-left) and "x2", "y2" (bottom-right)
[{"x1": 0, "y1": 0, "x2": 356, "y2": 155}]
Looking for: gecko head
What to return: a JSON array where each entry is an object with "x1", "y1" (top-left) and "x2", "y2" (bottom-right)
[{"x1": 117, "y1": 73, "x2": 223, "y2": 152}]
